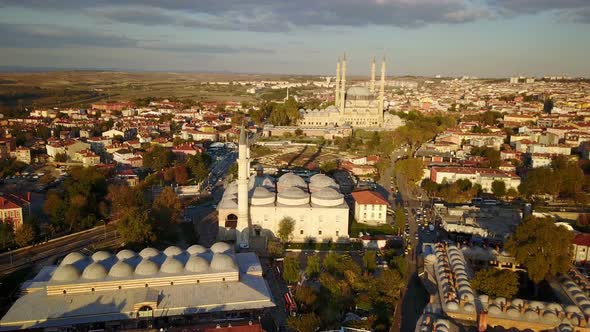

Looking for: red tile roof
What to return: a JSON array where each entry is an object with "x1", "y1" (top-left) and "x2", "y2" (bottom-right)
[
  {"x1": 351, "y1": 190, "x2": 388, "y2": 205},
  {"x1": 574, "y1": 234, "x2": 590, "y2": 247}
]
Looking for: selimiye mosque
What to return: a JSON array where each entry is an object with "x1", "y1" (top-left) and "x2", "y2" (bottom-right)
[
  {"x1": 217, "y1": 129, "x2": 349, "y2": 247},
  {"x1": 297, "y1": 54, "x2": 404, "y2": 129}
]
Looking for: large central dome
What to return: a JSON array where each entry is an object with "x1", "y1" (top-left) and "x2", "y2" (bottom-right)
[{"x1": 347, "y1": 86, "x2": 371, "y2": 97}]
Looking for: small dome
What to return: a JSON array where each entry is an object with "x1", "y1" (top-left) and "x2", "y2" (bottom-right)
[
  {"x1": 252, "y1": 186, "x2": 273, "y2": 198},
  {"x1": 186, "y1": 245, "x2": 207, "y2": 255},
  {"x1": 82, "y1": 262, "x2": 108, "y2": 280},
  {"x1": 109, "y1": 261, "x2": 134, "y2": 278},
  {"x1": 210, "y1": 242, "x2": 232, "y2": 254},
  {"x1": 309, "y1": 174, "x2": 337, "y2": 187},
  {"x1": 116, "y1": 249, "x2": 136, "y2": 260},
  {"x1": 277, "y1": 173, "x2": 306, "y2": 189},
  {"x1": 312, "y1": 187, "x2": 343, "y2": 200},
  {"x1": 185, "y1": 255, "x2": 209, "y2": 273},
  {"x1": 160, "y1": 257, "x2": 184, "y2": 274},
  {"x1": 62, "y1": 252, "x2": 86, "y2": 266},
  {"x1": 135, "y1": 259, "x2": 159, "y2": 276},
  {"x1": 139, "y1": 247, "x2": 160, "y2": 258},
  {"x1": 347, "y1": 86, "x2": 372, "y2": 97},
  {"x1": 52, "y1": 264, "x2": 81, "y2": 282},
  {"x1": 91, "y1": 251, "x2": 113, "y2": 262},
  {"x1": 164, "y1": 246, "x2": 183, "y2": 257},
  {"x1": 210, "y1": 253, "x2": 237, "y2": 271},
  {"x1": 325, "y1": 105, "x2": 339, "y2": 113},
  {"x1": 278, "y1": 187, "x2": 308, "y2": 199}
]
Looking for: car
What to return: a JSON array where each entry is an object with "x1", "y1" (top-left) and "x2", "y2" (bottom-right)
[{"x1": 415, "y1": 234, "x2": 419, "y2": 240}]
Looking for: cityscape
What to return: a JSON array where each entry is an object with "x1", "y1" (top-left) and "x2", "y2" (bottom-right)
[{"x1": 1, "y1": 2, "x2": 590, "y2": 332}]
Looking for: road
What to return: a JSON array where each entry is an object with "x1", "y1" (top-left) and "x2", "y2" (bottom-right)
[{"x1": 0, "y1": 225, "x2": 121, "y2": 276}]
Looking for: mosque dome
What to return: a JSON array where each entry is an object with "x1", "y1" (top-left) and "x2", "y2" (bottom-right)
[
  {"x1": 109, "y1": 261, "x2": 134, "y2": 278},
  {"x1": 210, "y1": 253, "x2": 237, "y2": 272},
  {"x1": 52, "y1": 264, "x2": 81, "y2": 282},
  {"x1": 309, "y1": 174, "x2": 338, "y2": 191},
  {"x1": 311, "y1": 187, "x2": 344, "y2": 207},
  {"x1": 139, "y1": 247, "x2": 160, "y2": 259},
  {"x1": 210, "y1": 242, "x2": 233, "y2": 254},
  {"x1": 160, "y1": 257, "x2": 184, "y2": 274},
  {"x1": 61, "y1": 252, "x2": 86, "y2": 266},
  {"x1": 164, "y1": 246, "x2": 183, "y2": 257},
  {"x1": 186, "y1": 245, "x2": 207, "y2": 255},
  {"x1": 135, "y1": 259, "x2": 159, "y2": 276},
  {"x1": 347, "y1": 86, "x2": 372, "y2": 97},
  {"x1": 325, "y1": 105, "x2": 339, "y2": 113},
  {"x1": 277, "y1": 187, "x2": 309, "y2": 206},
  {"x1": 91, "y1": 251, "x2": 113, "y2": 262},
  {"x1": 116, "y1": 249, "x2": 136, "y2": 260},
  {"x1": 185, "y1": 255, "x2": 209, "y2": 273},
  {"x1": 277, "y1": 173, "x2": 306, "y2": 192},
  {"x1": 251, "y1": 186, "x2": 275, "y2": 206},
  {"x1": 82, "y1": 262, "x2": 108, "y2": 280}
]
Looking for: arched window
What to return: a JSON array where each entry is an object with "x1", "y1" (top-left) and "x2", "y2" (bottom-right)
[{"x1": 225, "y1": 214, "x2": 238, "y2": 229}]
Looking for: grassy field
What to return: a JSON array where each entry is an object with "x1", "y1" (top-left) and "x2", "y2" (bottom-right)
[{"x1": 350, "y1": 221, "x2": 396, "y2": 237}]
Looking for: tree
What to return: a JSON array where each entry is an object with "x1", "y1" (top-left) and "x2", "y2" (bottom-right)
[
  {"x1": 43, "y1": 191, "x2": 66, "y2": 228},
  {"x1": 491, "y1": 180, "x2": 507, "y2": 198},
  {"x1": 376, "y1": 269, "x2": 404, "y2": 306},
  {"x1": 277, "y1": 217, "x2": 295, "y2": 243},
  {"x1": 363, "y1": 251, "x2": 377, "y2": 275},
  {"x1": 283, "y1": 254, "x2": 300, "y2": 284},
  {"x1": 295, "y1": 285, "x2": 318, "y2": 311},
  {"x1": 394, "y1": 158, "x2": 424, "y2": 185},
  {"x1": 15, "y1": 223, "x2": 35, "y2": 247},
  {"x1": 505, "y1": 216, "x2": 573, "y2": 285},
  {"x1": 143, "y1": 145, "x2": 175, "y2": 170},
  {"x1": 287, "y1": 313, "x2": 320, "y2": 332},
  {"x1": 152, "y1": 187, "x2": 182, "y2": 226},
  {"x1": 472, "y1": 268, "x2": 519, "y2": 298},
  {"x1": 0, "y1": 221, "x2": 14, "y2": 248},
  {"x1": 54, "y1": 153, "x2": 68, "y2": 162},
  {"x1": 543, "y1": 98, "x2": 554, "y2": 114},
  {"x1": 117, "y1": 208, "x2": 156, "y2": 244},
  {"x1": 506, "y1": 187, "x2": 519, "y2": 198},
  {"x1": 107, "y1": 184, "x2": 146, "y2": 218},
  {"x1": 394, "y1": 207, "x2": 405, "y2": 234},
  {"x1": 319, "y1": 160, "x2": 338, "y2": 174},
  {"x1": 294, "y1": 128, "x2": 304, "y2": 136},
  {"x1": 306, "y1": 254, "x2": 321, "y2": 278}
]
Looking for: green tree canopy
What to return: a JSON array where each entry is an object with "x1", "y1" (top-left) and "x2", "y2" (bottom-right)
[
  {"x1": 15, "y1": 223, "x2": 35, "y2": 247},
  {"x1": 277, "y1": 217, "x2": 295, "y2": 243},
  {"x1": 394, "y1": 158, "x2": 424, "y2": 184},
  {"x1": 394, "y1": 208, "x2": 406, "y2": 234},
  {"x1": 287, "y1": 313, "x2": 320, "y2": 332},
  {"x1": 306, "y1": 255, "x2": 321, "y2": 278},
  {"x1": 505, "y1": 216, "x2": 573, "y2": 284},
  {"x1": 282, "y1": 254, "x2": 300, "y2": 284},
  {"x1": 363, "y1": 251, "x2": 377, "y2": 275},
  {"x1": 491, "y1": 180, "x2": 507, "y2": 198},
  {"x1": 143, "y1": 145, "x2": 175, "y2": 170},
  {"x1": 472, "y1": 268, "x2": 519, "y2": 298},
  {"x1": 117, "y1": 207, "x2": 156, "y2": 244}
]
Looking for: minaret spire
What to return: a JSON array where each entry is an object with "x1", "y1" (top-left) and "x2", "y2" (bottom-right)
[
  {"x1": 379, "y1": 56, "x2": 386, "y2": 122},
  {"x1": 335, "y1": 58, "x2": 341, "y2": 107},
  {"x1": 340, "y1": 53, "x2": 347, "y2": 113},
  {"x1": 370, "y1": 56, "x2": 376, "y2": 93},
  {"x1": 237, "y1": 126, "x2": 250, "y2": 248}
]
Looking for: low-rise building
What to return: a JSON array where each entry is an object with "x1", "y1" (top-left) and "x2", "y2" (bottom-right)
[
  {"x1": 573, "y1": 233, "x2": 590, "y2": 264},
  {"x1": 13, "y1": 147, "x2": 31, "y2": 164},
  {"x1": 0, "y1": 193, "x2": 31, "y2": 230},
  {"x1": 430, "y1": 166, "x2": 521, "y2": 193},
  {"x1": 351, "y1": 190, "x2": 388, "y2": 224}
]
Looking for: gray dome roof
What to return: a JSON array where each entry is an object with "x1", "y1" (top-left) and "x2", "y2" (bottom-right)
[
  {"x1": 62, "y1": 252, "x2": 86, "y2": 266},
  {"x1": 278, "y1": 187, "x2": 308, "y2": 199},
  {"x1": 139, "y1": 247, "x2": 160, "y2": 258},
  {"x1": 82, "y1": 262, "x2": 108, "y2": 280},
  {"x1": 109, "y1": 261, "x2": 134, "y2": 278},
  {"x1": 225, "y1": 182, "x2": 238, "y2": 195},
  {"x1": 347, "y1": 86, "x2": 371, "y2": 97},
  {"x1": 186, "y1": 245, "x2": 207, "y2": 255},
  {"x1": 185, "y1": 255, "x2": 209, "y2": 273},
  {"x1": 91, "y1": 251, "x2": 113, "y2": 262},
  {"x1": 252, "y1": 186, "x2": 274, "y2": 198},
  {"x1": 309, "y1": 174, "x2": 337, "y2": 188},
  {"x1": 210, "y1": 253, "x2": 237, "y2": 271},
  {"x1": 116, "y1": 249, "x2": 136, "y2": 260},
  {"x1": 52, "y1": 264, "x2": 81, "y2": 282},
  {"x1": 164, "y1": 246, "x2": 183, "y2": 257},
  {"x1": 249, "y1": 175, "x2": 275, "y2": 190},
  {"x1": 160, "y1": 257, "x2": 184, "y2": 274},
  {"x1": 135, "y1": 259, "x2": 159, "y2": 276},
  {"x1": 278, "y1": 173, "x2": 306, "y2": 188},
  {"x1": 325, "y1": 105, "x2": 339, "y2": 113},
  {"x1": 312, "y1": 187, "x2": 343, "y2": 200},
  {"x1": 210, "y1": 242, "x2": 233, "y2": 254}
]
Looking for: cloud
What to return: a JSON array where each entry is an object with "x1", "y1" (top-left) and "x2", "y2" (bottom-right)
[{"x1": 559, "y1": 7, "x2": 590, "y2": 24}]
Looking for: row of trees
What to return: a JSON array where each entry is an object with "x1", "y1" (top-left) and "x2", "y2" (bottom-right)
[
  {"x1": 285, "y1": 252, "x2": 405, "y2": 331},
  {"x1": 142, "y1": 145, "x2": 212, "y2": 185},
  {"x1": 519, "y1": 156, "x2": 587, "y2": 200}
]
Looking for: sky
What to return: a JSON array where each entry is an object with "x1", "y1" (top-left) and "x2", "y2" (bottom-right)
[{"x1": 0, "y1": 1, "x2": 589, "y2": 77}]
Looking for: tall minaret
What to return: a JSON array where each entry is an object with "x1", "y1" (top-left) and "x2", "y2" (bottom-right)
[
  {"x1": 379, "y1": 57, "x2": 386, "y2": 122},
  {"x1": 340, "y1": 53, "x2": 347, "y2": 113},
  {"x1": 237, "y1": 127, "x2": 250, "y2": 247},
  {"x1": 370, "y1": 57, "x2": 376, "y2": 93},
  {"x1": 335, "y1": 59, "x2": 341, "y2": 107}
]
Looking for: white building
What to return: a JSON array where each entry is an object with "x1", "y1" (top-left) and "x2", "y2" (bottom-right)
[
  {"x1": 217, "y1": 129, "x2": 349, "y2": 247},
  {"x1": 351, "y1": 190, "x2": 388, "y2": 225},
  {"x1": 430, "y1": 166, "x2": 521, "y2": 193}
]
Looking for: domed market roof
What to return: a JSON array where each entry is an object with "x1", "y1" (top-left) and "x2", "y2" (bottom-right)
[
  {"x1": 312, "y1": 187, "x2": 343, "y2": 200},
  {"x1": 109, "y1": 261, "x2": 134, "y2": 278},
  {"x1": 164, "y1": 246, "x2": 183, "y2": 257},
  {"x1": 252, "y1": 186, "x2": 274, "y2": 198},
  {"x1": 210, "y1": 242, "x2": 233, "y2": 254},
  {"x1": 139, "y1": 247, "x2": 160, "y2": 259},
  {"x1": 160, "y1": 257, "x2": 184, "y2": 274},
  {"x1": 277, "y1": 173, "x2": 306, "y2": 189},
  {"x1": 82, "y1": 262, "x2": 108, "y2": 280},
  {"x1": 186, "y1": 245, "x2": 207, "y2": 255},
  {"x1": 116, "y1": 249, "x2": 136, "y2": 260},
  {"x1": 61, "y1": 252, "x2": 86, "y2": 266},
  {"x1": 91, "y1": 251, "x2": 113, "y2": 262},
  {"x1": 185, "y1": 255, "x2": 209, "y2": 273},
  {"x1": 52, "y1": 264, "x2": 81, "y2": 282},
  {"x1": 135, "y1": 259, "x2": 159, "y2": 276},
  {"x1": 309, "y1": 174, "x2": 337, "y2": 188},
  {"x1": 278, "y1": 187, "x2": 308, "y2": 200},
  {"x1": 210, "y1": 253, "x2": 237, "y2": 272}
]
